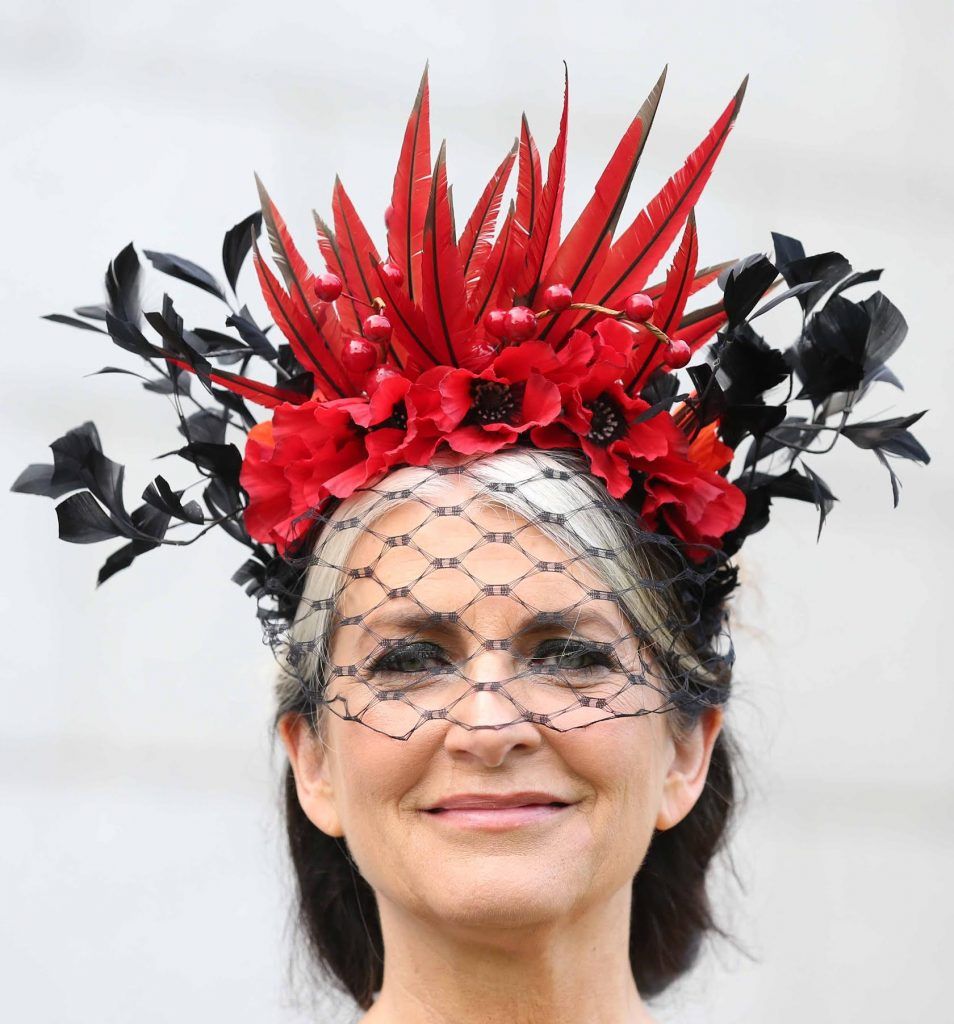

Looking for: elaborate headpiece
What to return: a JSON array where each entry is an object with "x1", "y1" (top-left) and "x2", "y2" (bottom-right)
[{"x1": 13, "y1": 67, "x2": 929, "y2": 734}]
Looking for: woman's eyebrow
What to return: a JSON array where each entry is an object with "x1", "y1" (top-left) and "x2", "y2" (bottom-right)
[{"x1": 356, "y1": 603, "x2": 625, "y2": 639}]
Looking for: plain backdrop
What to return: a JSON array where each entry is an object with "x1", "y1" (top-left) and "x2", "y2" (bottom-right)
[{"x1": 2, "y1": 1, "x2": 951, "y2": 1021}]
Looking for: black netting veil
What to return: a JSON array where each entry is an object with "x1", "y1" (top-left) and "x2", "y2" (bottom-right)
[{"x1": 267, "y1": 449, "x2": 734, "y2": 740}]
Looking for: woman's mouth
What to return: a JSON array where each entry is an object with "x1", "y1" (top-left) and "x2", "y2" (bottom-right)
[{"x1": 421, "y1": 801, "x2": 572, "y2": 830}]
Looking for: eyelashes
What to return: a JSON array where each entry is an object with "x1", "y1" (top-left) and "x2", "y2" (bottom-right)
[
  {"x1": 370, "y1": 641, "x2": 451, "y2": 675},
  {"x1": 367, "y1": 637, "x2": 619, "y2": 676}
]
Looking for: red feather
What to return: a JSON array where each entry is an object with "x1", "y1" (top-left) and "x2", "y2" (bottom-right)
[
  {"x1": 588, "y1": 77, "x2": 747, "y2": 316},
  {"x1": 622, "y1": 212, "x2": 696, "y2": 395},
  {"x1": 372, "y1": 258, "x2": 441, "y2": 370},
  {"x1": 644, "y1": 259, "x2": 733, "y2": 300},
  {"x1": 538, "y1": 67, "x2": 667, "y2": 345},
  {"x1": 332, "y1": 177, "x2": 381, "y2": 308},
  {"x1": 623, "y1": 211, "x2": 699, "y2": 393},
  {"x1": 387, "y1": 65, "x2": 431, "y2": 304},
  {"x1": 420, "y1": 142, "x2": 474, "y2": 366},
  {"x1": 511, "y1": 71, "x2": 569, "y2": 303},
  {"x1": 313, "y1": 211, "x2": 362, "y2": 338},
  {"x1": 678, "y1": 299, "x2": 728, "y2": 351},
  {"x1": 160, "y1": 352, "x2": 307, "y2": 409},
  {"x1": 514, "y1": 114, "x2": 542, "y2": 246},
  {"x1": 256, "y1": 176, "x2": 314, "y2": 297},
  {"x1": 653, "y1": 208, "x2": 699, "y2": 334},
  {"x1": 256, "y1": 175, "x2": 344, "y2": 357},
  {"x1": 459, "y1": 142, "x2": 517, "y2": 292},
  {"x1": 469, "y1": 203, "x2": 516, "y2": 327},
  {"x1": 252, "y1": 239, "x2": 350, "y2": 399}
]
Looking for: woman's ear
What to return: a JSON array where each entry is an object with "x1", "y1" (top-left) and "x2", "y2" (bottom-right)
[
  {"x1": 655, "y1": 707, "x2": 724, "y2": 831},
  {"x1": 278, "y1": 713, "x2": 345, "y2": 838}
]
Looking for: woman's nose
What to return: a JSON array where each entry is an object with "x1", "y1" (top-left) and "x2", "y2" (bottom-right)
[{"x1": 441, "y1": 651, "x2": 543, "y2": 766}]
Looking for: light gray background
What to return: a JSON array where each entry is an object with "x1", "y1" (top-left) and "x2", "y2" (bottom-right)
[{"x1": 2, "y1": 1, "x2": 951, "y2": 1021}]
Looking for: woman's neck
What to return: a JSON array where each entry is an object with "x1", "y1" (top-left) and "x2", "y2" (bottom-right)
[{"x1": 358, "y1": 885, "x2": 657, "y2": 1024}]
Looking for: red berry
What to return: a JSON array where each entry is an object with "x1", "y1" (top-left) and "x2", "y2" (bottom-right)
[
  {"x1": 503, "y1": 305, "x2": 538, "y2": 342},
  {"x1": 483, "y1": 309, "x2": 509, "y2": 339},
  {"x1": 380, "y1": 261, "x2": 404, "y2": 287},
  {"x1": 341, "y1": 337, "x2": 380, "y2": 376},
  {"x1": 624, "y1": 292, "x2": 654, "y2": 322},
  {"x1": 363, "y1": 314, "x2": 393, "y2": 345},
  {"x1": 543, "y1": 283, "x2": 573, "y2": 312},
  {"x1": 314, "y1": 272, "x2": 343, "y2": 302},
  {"x1": 365, "y1": 365, "x2": 402, "y2": 394},
  {"x1": 663, "y1": 339, "x2": 691, "y2": 369}
]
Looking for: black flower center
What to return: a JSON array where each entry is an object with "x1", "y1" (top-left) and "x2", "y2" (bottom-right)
[
  {"x1": 470, "y1": 380, "x2": 518, "y2": 425},
  {"x1": 585, "y1": 393, "x2": 628, "y2": 446},
  {"x1": 371, "y1": 401, "x2": 408, "y2": 432}
]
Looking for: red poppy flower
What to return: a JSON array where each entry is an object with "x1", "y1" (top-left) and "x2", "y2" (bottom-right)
[
  {"x1": 641, "y1": 454, "x2": 746, "y2": 553},
  {"x1": 241, "y1": 398, "x2": 369, "y2": 550},
  {"x1": 438, "y1": 341, "x2": 563, "y2": 455}
]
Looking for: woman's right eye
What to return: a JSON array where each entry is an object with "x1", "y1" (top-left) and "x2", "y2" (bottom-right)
[{"x1": 370, "y1": 642, "x2": 450, "y2": 674}]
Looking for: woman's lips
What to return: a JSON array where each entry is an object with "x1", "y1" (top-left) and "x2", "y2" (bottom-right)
[{"x1": 422, "y1": 802, "x2": 571, "y2": 830}]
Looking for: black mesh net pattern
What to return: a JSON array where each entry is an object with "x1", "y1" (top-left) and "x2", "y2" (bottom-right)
[{"x1": 266, "y1": 451, "x2": 735, "y2": 740}]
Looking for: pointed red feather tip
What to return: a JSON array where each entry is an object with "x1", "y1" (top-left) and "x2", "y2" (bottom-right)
[
  {"x1": 654, "y1": 208, "x2": 700, "y2": 334},
  {"x1": 254, "y1": 173, "x2": 315, "y2": 298},
  {"x1": 251, "y1": 236, "x2": 350, "y2": 399},
  {"x1": 421, "y1": 142, "x2": 473, "y2": 366},
  {"x1": 514, "y1": 113, "x2": 542, "y2": 244},
  {"x1": 469, "y1": 201, "x2": 516, "y2": 326},
  {"x1": 312, "y1": 210, "x2": 362, "y2": 338},
  {"x1": 644, "y1": 259, "x2": 734, "y2": 300},
  {"x1": 590, "y1": 76, "x2": 748, "y2": 313},
  {"x1": 459, "y1": 140, "x2": 517, "y2": 290},
  {"x1": 539, "y1": 66, "x2": 668, "y2": 346},
  {"x1": 388, "y1": 64, "x2": 432, "y2": 304},
  {"x1": 332, "y1": 176, "x2": 381, "y2": 307},
  {"x1": 512, "y1": 67, "x2": 569, "y2": 303}
]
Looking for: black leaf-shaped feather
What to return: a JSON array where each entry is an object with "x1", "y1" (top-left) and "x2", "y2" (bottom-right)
[
  {"x1": 222, "y1": 211, "x2": 263, "y2": 294},
  {"x1": 142, "y1": 475, "x2": 205, "y2": 525},
  {"x1": 97, "y1": 540, "x2": 159, "y2": 585},
  {"x1": 10, "y1": 463, "x2": 76, "y2": 498},
  {"x1": 722, "y1": 254, "x2": 778, "y2": 328},
  {"x1": 790, "y1": 294, "x2": 870, "y2": 403},
  {"x1": 842, "y1": 412, "x2": 930, "y2": 462},
  {"x1": 144, "y1": 250, "x2": 228, "y2": 303},
  {"x1": 105, "y1": 243, "x2": 141, "y2": 325},
  {"x1": 42, "y1": 313, "x2": 106, "y2": 334},
  {"x1": 776, "y1": 249, "x2": 852, "y2": 314},
  {"x1": 178, "y1": 410, "x2": 228, "y2": 447},
  {"x1": 56, "y1": 491, "x2": 123, "y2": 544},
  {"x1": 74, "y1": 304, "x2": 109, "y2": 321},
  {"x1": 225, "y1": 312, "x2": 278, "y2": 360}
]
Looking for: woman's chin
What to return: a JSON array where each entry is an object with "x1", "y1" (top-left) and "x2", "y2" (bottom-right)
[{"x1": 406, "y1": 862, "x2": 587, "y2": 930}]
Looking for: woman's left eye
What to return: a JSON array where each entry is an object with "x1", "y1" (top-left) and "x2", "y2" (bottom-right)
[
  {"x1": 370, "y1": 642, "x2": 450, "y2": 674},
  {"x1": 529, "y1": 639, "x2": 614, "y2": 672}
]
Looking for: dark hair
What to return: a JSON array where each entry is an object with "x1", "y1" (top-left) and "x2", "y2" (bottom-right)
[{"x1": 274, "y1": 449, "x2": 740, "y2": 1006}]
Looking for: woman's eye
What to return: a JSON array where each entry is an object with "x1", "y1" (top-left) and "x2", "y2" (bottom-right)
[
  {"x1": 371, "y1": 642, "x2": 450, "y2": 674},
  {"x1": 529, "y1": 639, "x2": 614, "y2": 672}
]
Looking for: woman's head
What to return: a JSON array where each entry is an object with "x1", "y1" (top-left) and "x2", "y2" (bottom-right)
[{"x1": 276, "y1": 447, "x2": 737, "y2": 1006}]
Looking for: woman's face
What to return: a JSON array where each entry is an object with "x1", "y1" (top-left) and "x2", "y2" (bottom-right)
[{"x1": 281, "y1": 491, "x2": 722, "y2": 933}]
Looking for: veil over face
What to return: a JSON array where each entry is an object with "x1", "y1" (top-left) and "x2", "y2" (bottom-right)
[{"x1": 274, "y1": 455, "x2": 732, "y2": 744}]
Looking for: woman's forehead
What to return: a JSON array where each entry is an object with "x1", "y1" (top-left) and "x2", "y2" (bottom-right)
[{"x1": 335, "y1": 497, "x2": 610, "y2": 620}]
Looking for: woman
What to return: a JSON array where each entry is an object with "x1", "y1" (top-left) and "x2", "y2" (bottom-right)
[
  {"x1": 14, "y1": 65, "x2": 928, "y2": 1020},
  {"x1": 277, "y1": 449, "x2": 732, "y2": 1023}
]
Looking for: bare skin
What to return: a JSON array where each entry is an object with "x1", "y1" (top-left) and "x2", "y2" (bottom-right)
[{"x1": 280, "y1": 498, "x2": 723, "y2": 1024}]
